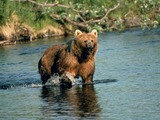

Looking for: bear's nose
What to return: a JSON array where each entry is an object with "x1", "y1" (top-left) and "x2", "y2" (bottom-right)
[{"x1": 86, "y1": 41, "x2": 92, "y2": 48}]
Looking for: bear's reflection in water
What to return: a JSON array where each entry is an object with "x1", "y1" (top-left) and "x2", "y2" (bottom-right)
[{"x1": 41, "y1": 85, "x2": 101, "y2": 119}]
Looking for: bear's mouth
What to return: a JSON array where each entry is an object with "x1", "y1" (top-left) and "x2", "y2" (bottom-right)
[
  {"x1": 85, "y1": 42, "x2": 94, "y2": 54},
  {"x1": 87, "y1": 47, "x2": 94, "y2": 54}
]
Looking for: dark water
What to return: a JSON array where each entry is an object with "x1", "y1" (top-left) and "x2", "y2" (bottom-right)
[{"x1": 0, "y1": 28, "x2": 160, "y2": 120}]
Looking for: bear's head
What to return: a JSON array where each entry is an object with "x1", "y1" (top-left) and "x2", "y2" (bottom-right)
[{"x1": 74, "y1": 29, "x2": 98, "y2": 56}]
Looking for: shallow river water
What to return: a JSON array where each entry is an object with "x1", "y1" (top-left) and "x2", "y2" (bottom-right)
[{"x1": 0, "y1": 28, "x2": 160, "y2": 120}]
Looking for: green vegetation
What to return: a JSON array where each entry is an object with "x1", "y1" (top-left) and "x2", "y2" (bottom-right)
[{"x1": 0, "y1": 0, "x2": 160, "y2": 43}]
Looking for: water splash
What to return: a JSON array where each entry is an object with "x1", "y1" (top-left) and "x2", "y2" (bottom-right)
[
  {"x1": 31, "y1": 83, "x2": 43, "y2": 88},
  {"x1": 45, "y1": 73, "x2": 61, "y2": 86},
  {"x1": 44, "y1": 72, "x2": 77, "y2": 87}
]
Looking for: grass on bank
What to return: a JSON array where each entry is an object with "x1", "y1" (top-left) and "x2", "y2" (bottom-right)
[{"x1": 0, "y1": 0, "x2": 160, "y2": 42}]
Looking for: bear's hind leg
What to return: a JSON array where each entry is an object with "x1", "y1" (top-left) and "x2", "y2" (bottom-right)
[
  {"x1": 39, "y1": 60, "x2": 51, "y2": 84},
  {"x1": 41, "y1": 73, "x2": 51, "y2": 84}
]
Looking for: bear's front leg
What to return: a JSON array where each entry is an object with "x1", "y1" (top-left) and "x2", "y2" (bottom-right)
[
  {"x1": 82, "y1": 73, "x2": 94, "y2": 85},
  {"x1": 60, "y1": 72, "x2": 76, "y2": 87},
  {"x1": 80, "y1": 61, "x2": 95, "y2": 85}
]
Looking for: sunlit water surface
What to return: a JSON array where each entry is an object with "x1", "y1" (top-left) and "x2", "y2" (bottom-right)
[{"x1": 0, "y1": 28, "x2": 160, "y2": 120}]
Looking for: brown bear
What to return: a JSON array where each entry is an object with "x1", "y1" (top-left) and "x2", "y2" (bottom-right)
[{"x1": 38, "y1": 29, "x2": 98, "y2": 86}]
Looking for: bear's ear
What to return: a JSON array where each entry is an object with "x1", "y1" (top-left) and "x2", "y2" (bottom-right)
[
  {"x1": 75, "y1": 29, "x2": 82, "y2": 37},
  {"x1": 91, "y1": 29, "x2": 98, "y2": 37}
]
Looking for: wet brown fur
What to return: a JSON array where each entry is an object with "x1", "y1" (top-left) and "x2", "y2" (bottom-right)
[{"x1": 38, "y1": 30, "x2": 98, "y2": 84}]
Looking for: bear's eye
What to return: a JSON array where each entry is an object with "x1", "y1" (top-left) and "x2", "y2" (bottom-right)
[
  {"x1": 91, "y1": 40, "x2": 94, "y2": 42},
  {"x1": 84, "y1": 40, "x2": 87, "y2": 43}
]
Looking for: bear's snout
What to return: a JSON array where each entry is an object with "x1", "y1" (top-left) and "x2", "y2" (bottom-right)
[
  {"x1": 86, "y1": 41, "x2": 94, "y2": 54},
  {"x1": 86, "y1": 41, "x2": 93, "y2": 48},
  {"x1": 86, "y1": 41, "x2": 91, "y2": 47}
]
